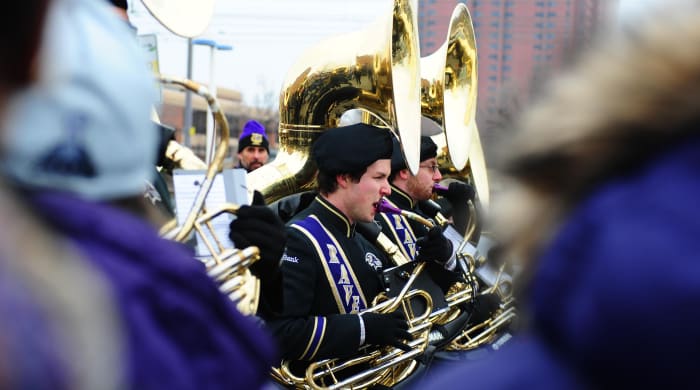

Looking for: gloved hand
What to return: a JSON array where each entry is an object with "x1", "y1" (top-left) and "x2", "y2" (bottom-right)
[
  {"x1": 229, "y1": 191, "x2": 287, "y2": 280},
  {"x1": 444, "y1": 181, "x2": 476, "y2": 204},
  {"x1": 416, "y1": 226, "x2": 453, "y2": 265},
  {"x1": 362, "y1": 311, "x2": 411, "y2": 350}
]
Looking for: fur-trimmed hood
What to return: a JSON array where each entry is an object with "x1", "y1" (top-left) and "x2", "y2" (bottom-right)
[{"x1": 493, "y1": 3, "x2": 700, "y2": 264}]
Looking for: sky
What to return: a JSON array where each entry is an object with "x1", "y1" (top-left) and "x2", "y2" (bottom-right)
[
  {"x1": 130, "y1": 0, "x2": 669, "y2": 107},
  {"x1": 130, "y1": 0, "x2": 390, "y2": 106}
]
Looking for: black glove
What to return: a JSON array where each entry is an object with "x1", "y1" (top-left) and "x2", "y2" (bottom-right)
[
  {"x1": 362, "y1": 311, "x2": 411, "y2": 350},
  {"x1": 228, "y1": 191, "x2": 287, "y2": 280},
  {"x1": 444, "y1": 181, "x2": 476, "y2": 204},
  {"x1": 415, "y1": 226, "x2": 453, "y2": 265},
  {"x1": 154, "y1": 121, "x2": 176, "y2": 168}
]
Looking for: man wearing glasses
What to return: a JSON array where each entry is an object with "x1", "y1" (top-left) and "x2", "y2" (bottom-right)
[{"x1": 375, "y1": 136, "x2": 458, "y2": 272}]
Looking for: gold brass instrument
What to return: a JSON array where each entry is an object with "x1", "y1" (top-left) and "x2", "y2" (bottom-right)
[
  {"x1": 446, "y1": 237, "x2": 517, "y2": 351},
  {"x1": 418, "y1": 4, "x2": 487, "y2": 244},
  {"x1": 375, "y1": 199, "x2": 474, "y2": 322},
  {"x1": 417, "y1": 196, "x2": 516, "y2": 351},
  {"x1": 157, "y1": 75, "x2": 229, "y2": 242},
  {"x1": 247, "y1": 0, "x2": 424, "y2": 204},
  {"x1": 155, "y1": 75, "x2": 261, "y2": 316},
  {"x1": 271, "y1": 262, "x2": 434, "y2": 390},
  {"x1": 422, "y1": 3, "x2": 478, "y2": 172}
]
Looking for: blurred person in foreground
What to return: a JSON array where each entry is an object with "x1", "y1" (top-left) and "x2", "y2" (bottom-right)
[
  {"x1": 418, "y1": 3, "x2": 700, "y2": 389},
  {"x1": 0, "y1": 0, "x2": 123, "y2": 389},
  {"x1": 1, "y1": 0, "x2": 276, "y2": 388},
  {"x1": 237, "y1": 119, "x2": 270, "y2": 172}
]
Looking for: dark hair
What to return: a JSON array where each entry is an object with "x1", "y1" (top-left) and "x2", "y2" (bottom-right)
[
  {"x1": 317, "y1": 169, "x2": 366, "y2": 195},
  {"x1": 0, "y1": 0, "x2": 50, "y2": 90},
  {"x1": 388, "y1": 168, "x2": 404, "y2": 183},
  {"x1": 109, "y1": 0, "x2": 128, "y2": 11}
]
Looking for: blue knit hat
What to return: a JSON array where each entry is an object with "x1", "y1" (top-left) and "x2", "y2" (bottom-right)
[{"x1": 237, "y1": 120, "x2": 269, "y2": 153}]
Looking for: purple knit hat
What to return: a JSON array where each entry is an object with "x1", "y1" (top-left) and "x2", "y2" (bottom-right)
[{"x1": 237, "y1": 120, "x2": 269, "y2": 153}]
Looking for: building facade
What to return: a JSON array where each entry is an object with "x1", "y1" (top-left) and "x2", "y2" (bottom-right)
[{"x1": 418, "y1": 0, "x2": 617, "y2": 122}]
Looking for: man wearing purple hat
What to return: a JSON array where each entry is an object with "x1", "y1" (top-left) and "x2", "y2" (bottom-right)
[{"x1": 237, "y1": 119, "x2": 270, "y2": 172}]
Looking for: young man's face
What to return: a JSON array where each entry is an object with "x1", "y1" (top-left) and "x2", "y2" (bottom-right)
[
  {"x1": 237, "y1": 146, "x2": 269, "y2": 172},
  {"x1": 342, "y1": 159, "x2": 392, "y2": 223},
  {"x1": 406, "y1": 157, "x2": 442, "y2": 201}
]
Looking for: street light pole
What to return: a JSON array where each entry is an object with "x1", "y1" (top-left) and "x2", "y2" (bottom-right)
[
  {"x1": 183, "y1": 37, "x2": 194, "y2": 148},
  {"x1": 192, "y1": 39, "x2": 217, "y2": 164},
  {"x1": 193, "y1": 39, "x2": 232, "y2": 165}
]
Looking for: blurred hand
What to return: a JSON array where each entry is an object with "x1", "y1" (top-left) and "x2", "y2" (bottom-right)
[
  {"x1": 229, "y1": 191, "x2": 287, "y2": 280},
  {"x1": 362, "y1": 311, "x2": 411, "y2": 350},
  {"x1": 416, "y1": 226, "x2": 453, "y2": 265}
]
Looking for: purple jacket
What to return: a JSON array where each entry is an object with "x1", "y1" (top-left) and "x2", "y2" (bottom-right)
[
  {"x1": 29, "y1": 191, "x2": 277, "y2": 389},
  {"x1": 419, "y1": 136, "x2": 700, "y2": 388}
]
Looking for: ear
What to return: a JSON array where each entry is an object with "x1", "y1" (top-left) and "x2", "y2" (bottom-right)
[
  {"x1": 398, "y1": 168, "x2": 411, "y2": 180},
  {"x1": 336, "y1": 173, "x2": 350, "y2": 189}
]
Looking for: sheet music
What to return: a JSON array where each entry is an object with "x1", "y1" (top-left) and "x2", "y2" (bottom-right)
[{"x1": 172, "y1": 168, "x2": 249, "y2": 257}]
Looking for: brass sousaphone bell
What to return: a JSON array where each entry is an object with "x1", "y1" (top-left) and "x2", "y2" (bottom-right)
[
  {"x1": 247, "y1": 0, "x2": 424, "y2": 204},
  {"x1": 421, "y1": 4, "x2": 477, "y2": 172},
  {"x1": 140, "y1": 0, "x2": 216, "y2": 38},
  {"x1": 421, "y1": 4, "x2": 490, "y2": 209}
]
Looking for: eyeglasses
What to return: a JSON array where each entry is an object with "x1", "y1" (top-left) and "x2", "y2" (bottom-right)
[{"x1": 419, "y1": 164, "x2": 440, "y2": 173}]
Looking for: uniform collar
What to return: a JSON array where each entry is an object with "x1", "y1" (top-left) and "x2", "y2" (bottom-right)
[
  {"x1": 313, "y1": 195, "x2": 356, "y2": 238},
  {"x1": 389, "y1": 184, "x2": 415, "y2": 210}
]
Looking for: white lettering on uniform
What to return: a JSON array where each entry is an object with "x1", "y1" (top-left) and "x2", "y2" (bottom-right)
[
  {"x1": 337, "y1": 264, "x2": 350, "y2": 285},
  {"x1": 351, "y1": 296, "x2": 360, "y2": 313},
  {"x1": 392, "y1": 214, "x2": 404, "y2": 230},
  {"x1": 327, "y1": 244, "x2": 340, "y2": 264},
  {"x1": 343, "y1": 285, "x2": 354, "y2": 305},
  {"x1": 281, "y1": 253, "x2": 299, "y2": 263}
]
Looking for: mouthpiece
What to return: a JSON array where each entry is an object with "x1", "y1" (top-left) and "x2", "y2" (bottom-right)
[
  {"x1": 433, "y1": 183, "x2": 448, "y2": 194},
  {"x1": 376, "y1": 198, "x2": 435, "y2": 228},
  {"x1": 376, "y1": 198, "x2": 402, "y2": 215}
]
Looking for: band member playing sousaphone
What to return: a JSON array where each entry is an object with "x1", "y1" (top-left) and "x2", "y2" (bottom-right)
[
  {"x1": 377, "y1": 135, "x2": 466, "y2": 272},
  {"x1": 268, "y1": 124, "x2": 420, "y2": 371}
]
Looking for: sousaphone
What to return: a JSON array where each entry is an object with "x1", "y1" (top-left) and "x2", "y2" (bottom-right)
[
  {"x1": 421, "y1": 4, "x2": 477, "y2": 172},
  {"x1": 140, "y1": 0, "x2": 216, "y2": 38},
  {"x1": 247, "y1": 0, "x2": 423, "y2": 204}
]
